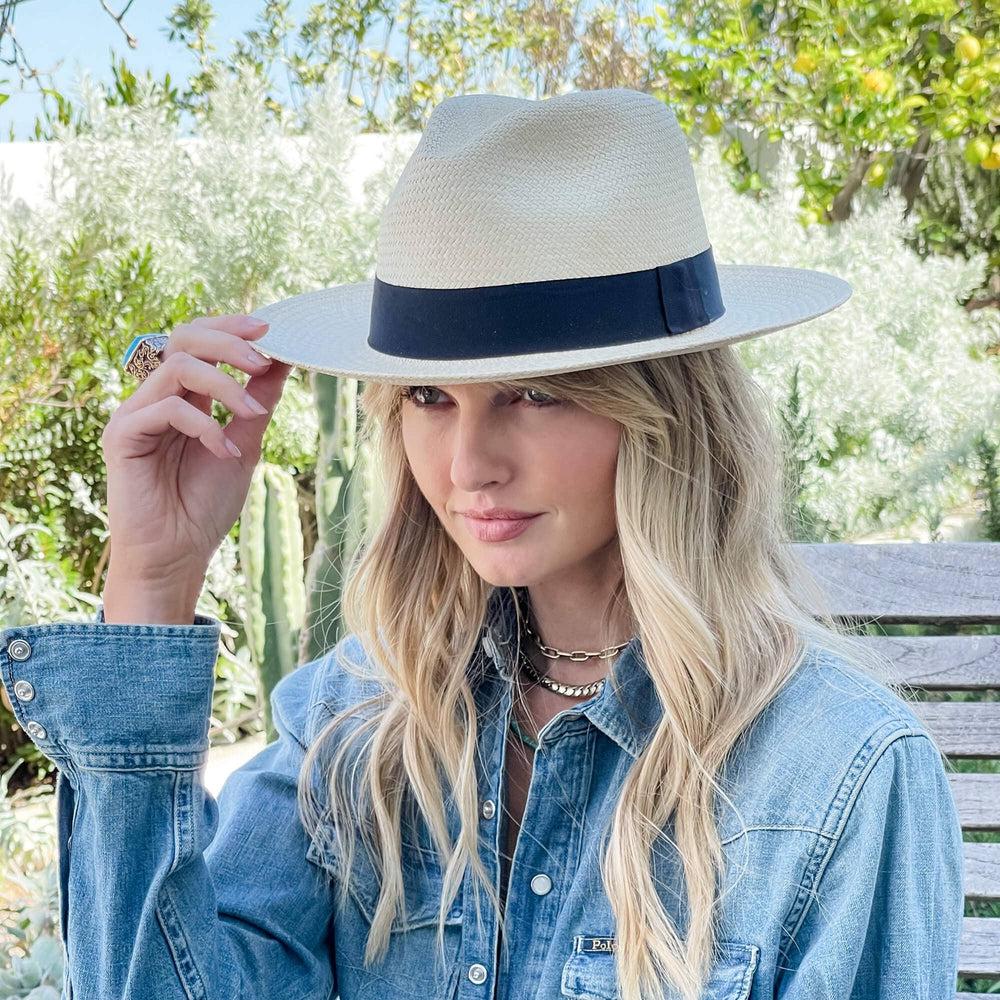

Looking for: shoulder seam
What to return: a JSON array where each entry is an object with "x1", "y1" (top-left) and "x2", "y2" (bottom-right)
[
  {"x1": 777, "y1": 723, "x2": 931, "y2": 964},
  {"x1": 820, "y1": 654, "x2": 924, "y2": 726}
]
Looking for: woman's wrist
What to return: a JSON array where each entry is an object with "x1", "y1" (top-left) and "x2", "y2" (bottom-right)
[{"x1": 101, "y1": 570, "x2": 204, "y2": 625}]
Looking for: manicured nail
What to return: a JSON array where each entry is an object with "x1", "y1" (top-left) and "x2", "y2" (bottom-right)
[
  {"x1": 244, "y1": 392, "x2": 268, "y2": 415},
  {"x1": 225, "y1": 438, "x2": 242, "y2": 458},
  {"x1": 247, "y1": 347, "x2": 272, "y2": 366}
]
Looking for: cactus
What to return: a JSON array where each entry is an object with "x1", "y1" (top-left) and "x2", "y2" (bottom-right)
[
  {"x1": 239, "y1": 462, "x2": 306, "y2": 743},
  {"x1": 238, "y1": 374, "x2": 376, "y2": 739},
  {"x1": 300, "y1": 373, "x2": 370, "y2": 664}
]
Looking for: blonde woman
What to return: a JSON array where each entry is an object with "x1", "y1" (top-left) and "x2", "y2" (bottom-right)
[{"x1": 2, "y1": 89, "x2": 963, "y2": 1000}]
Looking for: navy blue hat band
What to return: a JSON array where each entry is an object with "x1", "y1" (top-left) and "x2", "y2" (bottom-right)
[{"x1": 367, "y1": 246, "x2": 725, "y2": 361}]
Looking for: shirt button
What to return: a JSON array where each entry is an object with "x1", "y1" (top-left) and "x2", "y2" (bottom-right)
[
  {"x1": 480, "y1": 798, "x2": 496, "y2": 820},
  {"x1": 468, "y1": 963, "x2": 488, "y2": 985},
  {"x1": 13, "y1": 680, "x2": 35, "y2": 701},
  {"x1": 530, "y1": 873, "x2": 552, "y2": 896},
  {"x1": 7, "y1": 638, "x2": 32, "y2": 661},
  {"x1": 25, "y1": 720, "x2": 47, "y2": 740}
]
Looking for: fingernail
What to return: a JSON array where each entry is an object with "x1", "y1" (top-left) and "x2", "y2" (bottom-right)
[
  {"x1": 225, "y1": 438, "x2": 242, "y2": 458},
  {"x1": 247, "y1": 347, "x2": 272, "y2": 366},
  {"x1": 244, "y1": 392, "x2": 268, "y2": 415},
  {"x1": 248, "y1": 317, "x2": 269, "y2": 329}
]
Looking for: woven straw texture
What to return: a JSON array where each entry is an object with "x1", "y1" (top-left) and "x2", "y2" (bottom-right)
[
  {"x1": 249, "y1": 87, "x2": 853, "y2": 382},
  {"x1": 373, "y1": 89, "x2": 710, "y2": 286}
]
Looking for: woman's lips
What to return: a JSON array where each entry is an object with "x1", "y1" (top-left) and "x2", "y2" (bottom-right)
[{"x1": 462, "y1": 513, "x2": 542, "y2": 542}]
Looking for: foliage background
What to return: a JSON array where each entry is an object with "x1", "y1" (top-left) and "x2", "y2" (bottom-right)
[{"x1": 0, "y1": 0, "x2": 997, "y2": 994}]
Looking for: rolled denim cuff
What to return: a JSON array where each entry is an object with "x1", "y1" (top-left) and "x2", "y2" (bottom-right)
[{"x1": 1, "y1": 604, "x2": 222, "y2": 770}]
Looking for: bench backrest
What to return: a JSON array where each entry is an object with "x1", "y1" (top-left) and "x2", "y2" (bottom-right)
[{"x1": 793, "y1": 541, "x2": 1000, "y2": 999}]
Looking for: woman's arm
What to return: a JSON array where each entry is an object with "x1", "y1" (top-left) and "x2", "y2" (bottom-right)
[
  {"x1": 774, "y1": 730, "x2": 964, "y2": 1000},
  {"x1": 2, "y1": 606, "x2": 338, "y2": 1000}
]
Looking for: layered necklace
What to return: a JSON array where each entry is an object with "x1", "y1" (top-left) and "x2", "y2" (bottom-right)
[{"x1": 508, "y1": 597, "x2": 635, "y2": 752}]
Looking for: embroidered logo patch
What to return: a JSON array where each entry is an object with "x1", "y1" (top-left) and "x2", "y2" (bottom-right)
[{"x1": 574, "y1": 934, "x2": 617, "y2": 953}]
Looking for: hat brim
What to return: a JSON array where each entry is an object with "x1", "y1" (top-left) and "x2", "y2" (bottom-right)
[{"x1": 249, "y1": 264, "x2": 851, "y2": 384}]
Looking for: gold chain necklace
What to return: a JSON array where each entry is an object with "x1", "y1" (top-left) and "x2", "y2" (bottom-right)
[
  {"x1": 517, "y1": 619, "x2": 633, "y2": 698},
  {"x1": 505, "y1": 594, "x2": 636, "y2": 748}
]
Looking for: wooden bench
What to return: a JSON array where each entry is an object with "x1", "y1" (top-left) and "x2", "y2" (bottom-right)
[{"x1": 794, "y1": 542, "x2": 1000, "y2": 999}]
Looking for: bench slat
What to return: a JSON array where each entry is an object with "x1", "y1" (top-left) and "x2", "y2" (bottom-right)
[
  {"x1": 792, "y1": 542, "x2": 1000, "y2": 623},
  {"x1": 906, "y1": 701, "x2": 1000, "y2": 758},
  {"x1": 959, "y1": 916, "x2": 1000, "y2": 977},
  {"x1": 857, "y1": 635, "x2": 1000, "y2": 689},
  {"x1": 949, "y1": 773, "x2": 1000, "y2": 831},
  {"x1": 963, "y1": 842, "x2": 1000, "y2": 900}
]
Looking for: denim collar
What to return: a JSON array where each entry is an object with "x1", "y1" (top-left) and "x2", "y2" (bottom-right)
[{"x1": 480, "y1": 586, "x2": 661, "y2": 759}]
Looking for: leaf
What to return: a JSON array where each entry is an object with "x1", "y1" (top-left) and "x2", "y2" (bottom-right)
[
  {"x1": 27, "y1": 934, "x2": 63, "y2": 975},
  {"x1": 24, "y1": 987, "x2": 61, "y2": 1000}
]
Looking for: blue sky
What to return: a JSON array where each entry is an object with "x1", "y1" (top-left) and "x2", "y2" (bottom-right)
[
  {"x1": 2, "y1": 0, "x2": 313, "y2": 140},
  {"x1": 2, "y1": 1, "x2": 660, "y2": 141}
]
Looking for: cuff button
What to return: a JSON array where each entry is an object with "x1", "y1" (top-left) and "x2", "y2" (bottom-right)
[
  {"x1": 25, "y1": 721, "x2": 47, "y2": 740},
  {"x1": 7, "y1": 638, "x2": 32, "y2": 661},
  {"x1": 13, "y1": 680, "x2": 35, "y2": 701}
]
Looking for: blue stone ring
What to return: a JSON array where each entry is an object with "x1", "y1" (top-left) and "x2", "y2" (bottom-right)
[{"x1": 122, "y1": 333, "x2": 171, "y2": 381}]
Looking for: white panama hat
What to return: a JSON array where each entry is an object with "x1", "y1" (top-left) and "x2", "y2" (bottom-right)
[{"x1": 249, "y1": 87, "x2": 851, "y2": 385}]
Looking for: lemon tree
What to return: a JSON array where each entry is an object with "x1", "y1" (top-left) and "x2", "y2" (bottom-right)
[{"x1": 639, "y1": 0, "x2": 998, "y2": 223}]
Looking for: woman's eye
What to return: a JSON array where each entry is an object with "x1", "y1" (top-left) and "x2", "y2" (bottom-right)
[
  {"x1": 522, "y1": 388, "x2": 558, "y2": 407},
  {"x1": 403, "y1": 386, "x2": 456, "y2": 407},
  {"x1": 402, "y1": 386, "x2": 559, "y2": 409}
]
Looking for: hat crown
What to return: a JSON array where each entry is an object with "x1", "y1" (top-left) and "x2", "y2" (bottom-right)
[{"x1": 375, "y1": 88, "x2": 711, "y2": 289}]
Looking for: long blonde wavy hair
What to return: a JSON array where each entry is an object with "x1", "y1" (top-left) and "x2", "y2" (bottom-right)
[{"x1": 295, "y1": 345, "x2": 902, "y2": 1000}]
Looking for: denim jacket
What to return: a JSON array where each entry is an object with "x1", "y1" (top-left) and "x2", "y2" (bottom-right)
[{"x1": 1, "y1": 585, "x2": 964, "y2": 1000}]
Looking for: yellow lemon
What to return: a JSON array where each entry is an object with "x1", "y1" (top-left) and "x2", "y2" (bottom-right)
[
  {"x1": 956, "y1": 35, "x2": 981, "y2": 63},
  {"x1": 981, "y1": 151, "x2": 1000, "y2": 169},
  {"x1": 866, "y1": 162, "x2": 886, "y2": 185},
  {"x1": 793, "y1": 52, "x2": 817, "y2": 74},
  {"x1": 964, "y1": 136, "x2": 993, "y2": 165},
  {"x1": 862, "y1": 69, "x2": 892, "y2": 94}
]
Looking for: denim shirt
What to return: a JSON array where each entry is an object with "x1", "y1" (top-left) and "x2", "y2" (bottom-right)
[{"x1": 1, "y1": 585, "x2": 964, "y2": 1000}]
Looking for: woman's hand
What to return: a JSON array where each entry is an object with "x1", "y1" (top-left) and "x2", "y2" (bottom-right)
[{"x1": 100, "y1": 314, "x2": 292, "y2": 606}]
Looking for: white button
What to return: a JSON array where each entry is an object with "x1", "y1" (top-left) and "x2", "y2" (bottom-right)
[
  {"x1": 468, "y1": 963, "x2": 488, "y2": 984},
  {"x1": 25, "y1": 720, "x2": 47, "y2": 740},
  {"x1": 480, "y1": 799, "x2": 496, "y2": 820},
  {"x1": 7, "y1": 638, "x2": 31, "y2": 661},
  {"x1": 530, "y1": 873, "x2": 552, "y2": 895},
  {"x1": 13, "y1": 680, "x2": 35, "y2": 701}
]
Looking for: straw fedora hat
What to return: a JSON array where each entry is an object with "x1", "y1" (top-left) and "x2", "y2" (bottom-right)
[{"x1": 248, "y1": 87, "x2": 851, "y2": 385}]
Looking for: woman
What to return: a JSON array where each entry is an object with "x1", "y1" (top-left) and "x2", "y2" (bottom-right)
[{"x1": 1, "y1": 88, "x2": 963, "y2": 1000}]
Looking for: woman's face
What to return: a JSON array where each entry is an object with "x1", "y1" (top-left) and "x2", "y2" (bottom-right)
[{"x1": 400, "y1": 382, "x2": 623, "y2": 589}]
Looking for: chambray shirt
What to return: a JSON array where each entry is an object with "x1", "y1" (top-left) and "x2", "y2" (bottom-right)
[{"x1": 1, "y1": 585, "x2": 964, "y2": 1000}]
